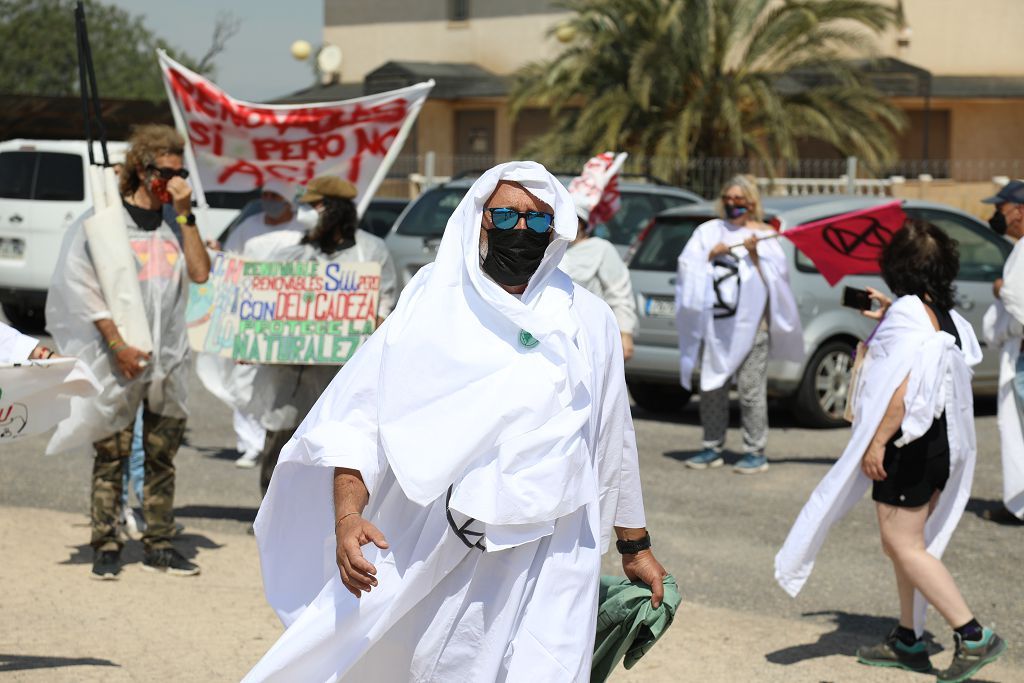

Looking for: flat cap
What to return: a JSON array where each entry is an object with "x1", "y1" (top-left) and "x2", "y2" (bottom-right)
[{"x1": 299, "y1": 175, "x2": 357, "y2": 203}]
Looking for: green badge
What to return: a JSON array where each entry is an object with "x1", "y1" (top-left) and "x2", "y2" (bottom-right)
[{"x1": 518, "y1": 330, "x2": 539, "y2": 348}]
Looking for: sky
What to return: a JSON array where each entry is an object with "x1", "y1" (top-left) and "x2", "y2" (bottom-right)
[{"x1": 105, "y1": 0, "x2": 323, "y2": 102}]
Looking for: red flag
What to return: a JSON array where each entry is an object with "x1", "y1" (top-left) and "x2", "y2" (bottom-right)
[{"x1": 781, "y1": 201, "x2": 906, "y2": 286}]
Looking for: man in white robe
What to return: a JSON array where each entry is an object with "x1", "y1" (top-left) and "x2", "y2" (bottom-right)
[
  {"x1": 245, "y1": 162, "x2": 667, "y2": 682},
  {"x1": 982, "y1": 181, "x2": 1024, "y2": 522}
]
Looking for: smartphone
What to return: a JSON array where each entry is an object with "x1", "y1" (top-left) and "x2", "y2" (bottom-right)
[{"x1": 841, "y1": 286, "x2": 872, "y2": 311}]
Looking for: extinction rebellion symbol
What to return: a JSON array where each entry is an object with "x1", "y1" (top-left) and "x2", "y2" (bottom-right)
[{"x1": 821, "y1": 217, "x2": 894, "y2": 261}]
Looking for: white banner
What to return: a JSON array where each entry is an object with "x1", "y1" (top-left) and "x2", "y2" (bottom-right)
[
  {"x1": 0, "y1": 359, "x2": 100, "y2": 443},
  {"x1": 157, "y1": 51, "x2": 433, "y2": 216},
  {"x1": 567, "y1": 152, "x2": 628, "y2": 229}
]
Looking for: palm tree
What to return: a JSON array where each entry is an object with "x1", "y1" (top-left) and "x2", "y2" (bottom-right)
[{"x1": 510, "y1": 0, "x2": 906, "y2": 189}]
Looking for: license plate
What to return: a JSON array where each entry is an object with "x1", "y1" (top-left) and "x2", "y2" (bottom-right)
[
  {"x1": 644, "y1": 296, "x2": 675, "y2": 318},
  {"x1": 0, "y1": 238, "x2": 24, "y2": 260}
]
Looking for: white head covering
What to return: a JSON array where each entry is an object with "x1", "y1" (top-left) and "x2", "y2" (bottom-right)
[
  {"x1": 573, "y1": 194, "x2": 592, "y2": 224},
  {"x1": 377, "y1": 161, "x2": 597, "y2": 528},
  {"x1": 262, "y1": 179, "x2": 296, "y2": 203}
]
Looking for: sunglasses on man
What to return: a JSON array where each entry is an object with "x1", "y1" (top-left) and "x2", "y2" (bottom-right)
[
  {"x1": 147, "y1": 164, "x2": 190, "y2": 180},
  {"x1": 487, "y1": 207, "x2": 554, "y2": 233}
]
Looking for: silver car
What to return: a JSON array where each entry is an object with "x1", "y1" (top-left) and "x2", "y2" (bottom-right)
[
  {"x1": 385, "y1": 176, "x2": 703, "y2": 288},
  {"x1": 625, "y1": 196, "x2": 1010, "y2": 427}
]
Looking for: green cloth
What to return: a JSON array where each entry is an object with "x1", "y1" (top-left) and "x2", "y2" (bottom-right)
[{"x1": 591, "y1": 574, "x2": 681, "y2": 683}]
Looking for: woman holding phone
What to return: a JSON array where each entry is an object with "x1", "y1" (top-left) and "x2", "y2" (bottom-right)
[{"x1": 776, "y1": 221, "x2": 1006, "y2": 682}]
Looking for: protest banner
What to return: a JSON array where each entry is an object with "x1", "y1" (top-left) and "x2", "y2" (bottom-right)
[
  {"x1": 0, "y1": 359, "x2": 100, "y2": 443},
  {"x1": 186, "y1": 251, "x2": 382, "y2": 365},
  {"x1": 157, "y1": 51, "x2": 433, "y2": 217},
  {"x1": 567, "y1": 152, "x2": 628, "y2": 229}
]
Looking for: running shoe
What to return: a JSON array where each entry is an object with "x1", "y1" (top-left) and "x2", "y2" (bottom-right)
[
  {"x1": 733, "y1": 452, "x2": 769, "y2": 474},
  {"x1": 856, "y1": 628, "x2": 932, "y2": 673},
  {"x1": 685, "y1": 449, "x2": 724, "y2": 469},
  {"x1": 936, "y1": 629, "x2": 1006, "y2": 683}
]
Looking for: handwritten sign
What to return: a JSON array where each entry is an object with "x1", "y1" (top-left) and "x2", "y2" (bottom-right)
[
  {"x1": 0, "y1": 359, "x2": 100, "y2": 442},
  {"x1": 186, "y1": 252, "x2": 381, "y2": 365},
  {"x1": 157, "y1": 51, "x2": 433, "y2": 216}
]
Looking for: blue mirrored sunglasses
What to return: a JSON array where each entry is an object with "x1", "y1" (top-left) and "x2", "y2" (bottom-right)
[{"x1": 487, "y1": 207, "x2": 554, "y2": 233}]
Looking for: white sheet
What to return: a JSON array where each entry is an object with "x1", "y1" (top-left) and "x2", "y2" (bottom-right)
[{"x1": 775, "y1": 295, "x2": 982, "y2": 635}]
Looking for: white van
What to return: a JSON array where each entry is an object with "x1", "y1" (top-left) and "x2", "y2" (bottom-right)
[{"x1": 0, "y1": 139, "x2": 238, "y2": 330}]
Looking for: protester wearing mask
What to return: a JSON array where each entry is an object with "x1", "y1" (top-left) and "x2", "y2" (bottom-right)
[
  {"x1": 243, "y1": 175, "x2": 397, "y2": 497},
  {"x1": 199, "y1": 179, "x2": 306, "y2": 470},
  {"x1": 561, "y1": 198, "x2": 638, "y2": 361},
  {"x1": 46, "y1": 124, "x2": 210, "y2": 579},
  {"x1": 981, "y1": 180, "x2": 1024, "y2": 523},
  {"x1": 675, "y1": 175, "x2": 803, "y2": 473},
  {"x1": 243, "y1": 161, "x2": 667, "y2": 682}
]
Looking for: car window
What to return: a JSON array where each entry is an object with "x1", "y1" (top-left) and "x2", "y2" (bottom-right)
[
  {"x1": 216, "y1": 200, "x2": 264, "y2": 244},
  {"x1": 34, "y1": 152, "x2": 85, "y2": 201},
  {"x1": 0, "y1": 152, "x2": 37, "y2": 200},
  {"x1": 909, "y1": 209, "x2": 1008, "y2": 282},
  {"x1": 630, "y1": 216, "x2": 708, "y2": 272},
  {"x1": 396, "y1": 188, "x2": 466, "y2": 237},
  {"x1": 360, "y1": 202, "x2": 407, "y2": 238},
  {"x1": 594, "y1": 193, "x2": 669, "y2": 245}
]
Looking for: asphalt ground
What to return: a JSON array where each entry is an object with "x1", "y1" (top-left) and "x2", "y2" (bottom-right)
[{"x1": 1, "y1": 352, "x2": 1021, "y2": 681}]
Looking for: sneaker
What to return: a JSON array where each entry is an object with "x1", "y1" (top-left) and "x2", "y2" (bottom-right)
[
  {"x1": 123, "y1": 507, "x2": 146, "y2": 541},
  {"x1": 734, "y1": 452, "x2": 769, "y2": 474},
  {"x1": 685, "y1": 449, "x2": 724, "y2": 469},
  {"x1": 936, "y1": 629, "x2": 1006, "y2": 683},
  {"x1": 90, "y1": 549, "x2": 122, "y2": 581},
  {"x1": 856, "y1": 628, "x2": 932, "y2": 673},
  {"x1": 235, "y1": 449, "x2": 260, "y2": 469},
  {"x1": 142, "y1": 547, "x2": 200, "y2": 577}
]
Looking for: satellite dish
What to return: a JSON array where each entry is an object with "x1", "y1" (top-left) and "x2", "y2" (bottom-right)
[{"x1": 317, "y1": 44, "x2": 343, "y2": 75}]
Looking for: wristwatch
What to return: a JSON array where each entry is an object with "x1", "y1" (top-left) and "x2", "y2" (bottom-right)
[
  {"x1": 616, "y1": 533, "x2": 652, "y2": 555},
  {"x1": 175, "y1": 212, "x2": 197, "y2": 226}
]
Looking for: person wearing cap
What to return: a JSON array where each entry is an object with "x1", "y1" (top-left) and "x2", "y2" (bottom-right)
[
  {"x1": 561, "y1": 198, "x2": 638, "y2": 360},
  {"x1": 200, "y1": 179, "x2": 308, "y2": 470},
  {"x1": 243, "y1": 161, "x2": 667, "y2": 682},
  {"x1": 981, "y1": 180, "x2": 1024, "y2": 523},
  {"x1": 243, "y1": 175, "x2": 398, "y2": 497}
]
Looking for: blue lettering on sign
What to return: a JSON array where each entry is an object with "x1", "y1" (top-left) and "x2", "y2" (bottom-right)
[
  {"x1": 239, "y1": 299, "x2": 276, "y2": 320},
  {"x1": 324, "y1": 262, "x2": 359, "y2": 292}
]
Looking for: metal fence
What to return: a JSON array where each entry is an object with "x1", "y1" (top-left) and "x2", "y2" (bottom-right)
[{"x1": 385, "y1": 153, "x2": 1021, "y2": 199}]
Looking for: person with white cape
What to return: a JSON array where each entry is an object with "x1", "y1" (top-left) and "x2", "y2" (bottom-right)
[
  {"x1": 244, "y1": 161, "x2": 668, "y2": 682},
  {"x1": 980, "y1": 180, "x2": 1024, "y2": 523},
  {"x1": 674, "y1": 175, "x2": 803, "y2": 473},
  {"x1": 195, "y1": 179, "x2": 306, "y2": 470},
  {"x1": 46, "y1": 125, "x2": 210, "y2": 580},
  {"x1": 775, "y1": 222, "x2": 1007, "y2": 683},
  {"x1": 242, "y1": 175, "x2": 398, "y2": 499}
]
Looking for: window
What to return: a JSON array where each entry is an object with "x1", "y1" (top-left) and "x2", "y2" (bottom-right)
[
  {"x1": 0, "y1": 152, "x2": 37, "y2": 200},
  {"x1": 909, "y1": 209, "x2": 1009, "y2": 282},
  {"x1": 449, "y1": 0, "x2": 469, "y2": 22},
  {"x1": 630, "y1": 216, "x2": 708, "y2": 272},
  {"x1": 396, "y1": 187, "x2": 467, "y2": 237},
  {"x1": 34, "y1": 152, "x2": 85, "y2": 201},
  {"x1": 595, "y1": 193, "x2": 696, "y2": 246}
]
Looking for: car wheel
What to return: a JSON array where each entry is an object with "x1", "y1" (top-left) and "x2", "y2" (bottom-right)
[
  {"x1": 2, "y1": 302, "x2": 46, "y2": 334},
  {"x1": 793, "y1": 339, "x2": 855, "y2": 428},
  {"x1": 627, "y1": 381, "x2": 692, "y2": 414}
]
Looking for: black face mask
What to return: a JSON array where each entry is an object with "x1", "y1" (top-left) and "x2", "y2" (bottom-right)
[
  {"x1": 481, "y1": 227, "x2": 550, "y2": 287},
  {"x1": 989, "y1": 209, "x2": 1008, "y2": 236}
]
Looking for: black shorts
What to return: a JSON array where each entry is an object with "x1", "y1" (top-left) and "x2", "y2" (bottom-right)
[{"x1": 871, "y1": 414, "x2": 951, "y2": 508}]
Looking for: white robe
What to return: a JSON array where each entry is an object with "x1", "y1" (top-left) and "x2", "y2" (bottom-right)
[
  {"x1": 674, "y1": 218, "x2": 803, "y2": 392},
  {"x1": 45, "y1": 209, "x2": 191, "y2": 454},
  {"x1": 0, "y1": 322, "x2": 38, "y2": 363},
  {"x1": 561, "y1": 237, "x2": 638, "y2": 334},
  {"x1": 775, "y1": 296, "x2": 981, "y2": 635},
  {"x1": 246, "y1": 162, "x2": 647, "y2": 682}
]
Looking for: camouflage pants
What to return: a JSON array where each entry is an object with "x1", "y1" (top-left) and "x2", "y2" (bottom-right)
[
  {"x1": 259, "y1": 428, "x2": 296, "y2": 498},
  {"x1": 91, "y1": 405, "x2": 186, "y2": 552}
]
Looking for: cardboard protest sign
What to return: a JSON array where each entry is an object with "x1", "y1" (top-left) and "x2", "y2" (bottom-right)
[
  {"x1": 186, "y1": 252, "x2": 381, "y2": 365},
  {"x1": 157, "y1": 51, "x2": 433, "y2": 217},
  {"x1": 0, "y1": 359, "x2": 100, "y2": 442}
]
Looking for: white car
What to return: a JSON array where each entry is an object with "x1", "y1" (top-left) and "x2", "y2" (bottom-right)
[{"x1": 0, "y1": 139, "x2": 239, "y2": 330}]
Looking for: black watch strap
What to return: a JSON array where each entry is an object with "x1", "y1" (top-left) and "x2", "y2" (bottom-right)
[{"x1": 616, "y1": 533, "x2": 651, "y2": 555}]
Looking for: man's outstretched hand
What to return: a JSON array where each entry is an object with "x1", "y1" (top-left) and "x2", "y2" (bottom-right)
[
  {"x1": 622, "y1": 549, "x2": 669, "y2": 608},
  {"x1": 335, "y1": 515, "x2": 390, "y2": 598}
]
